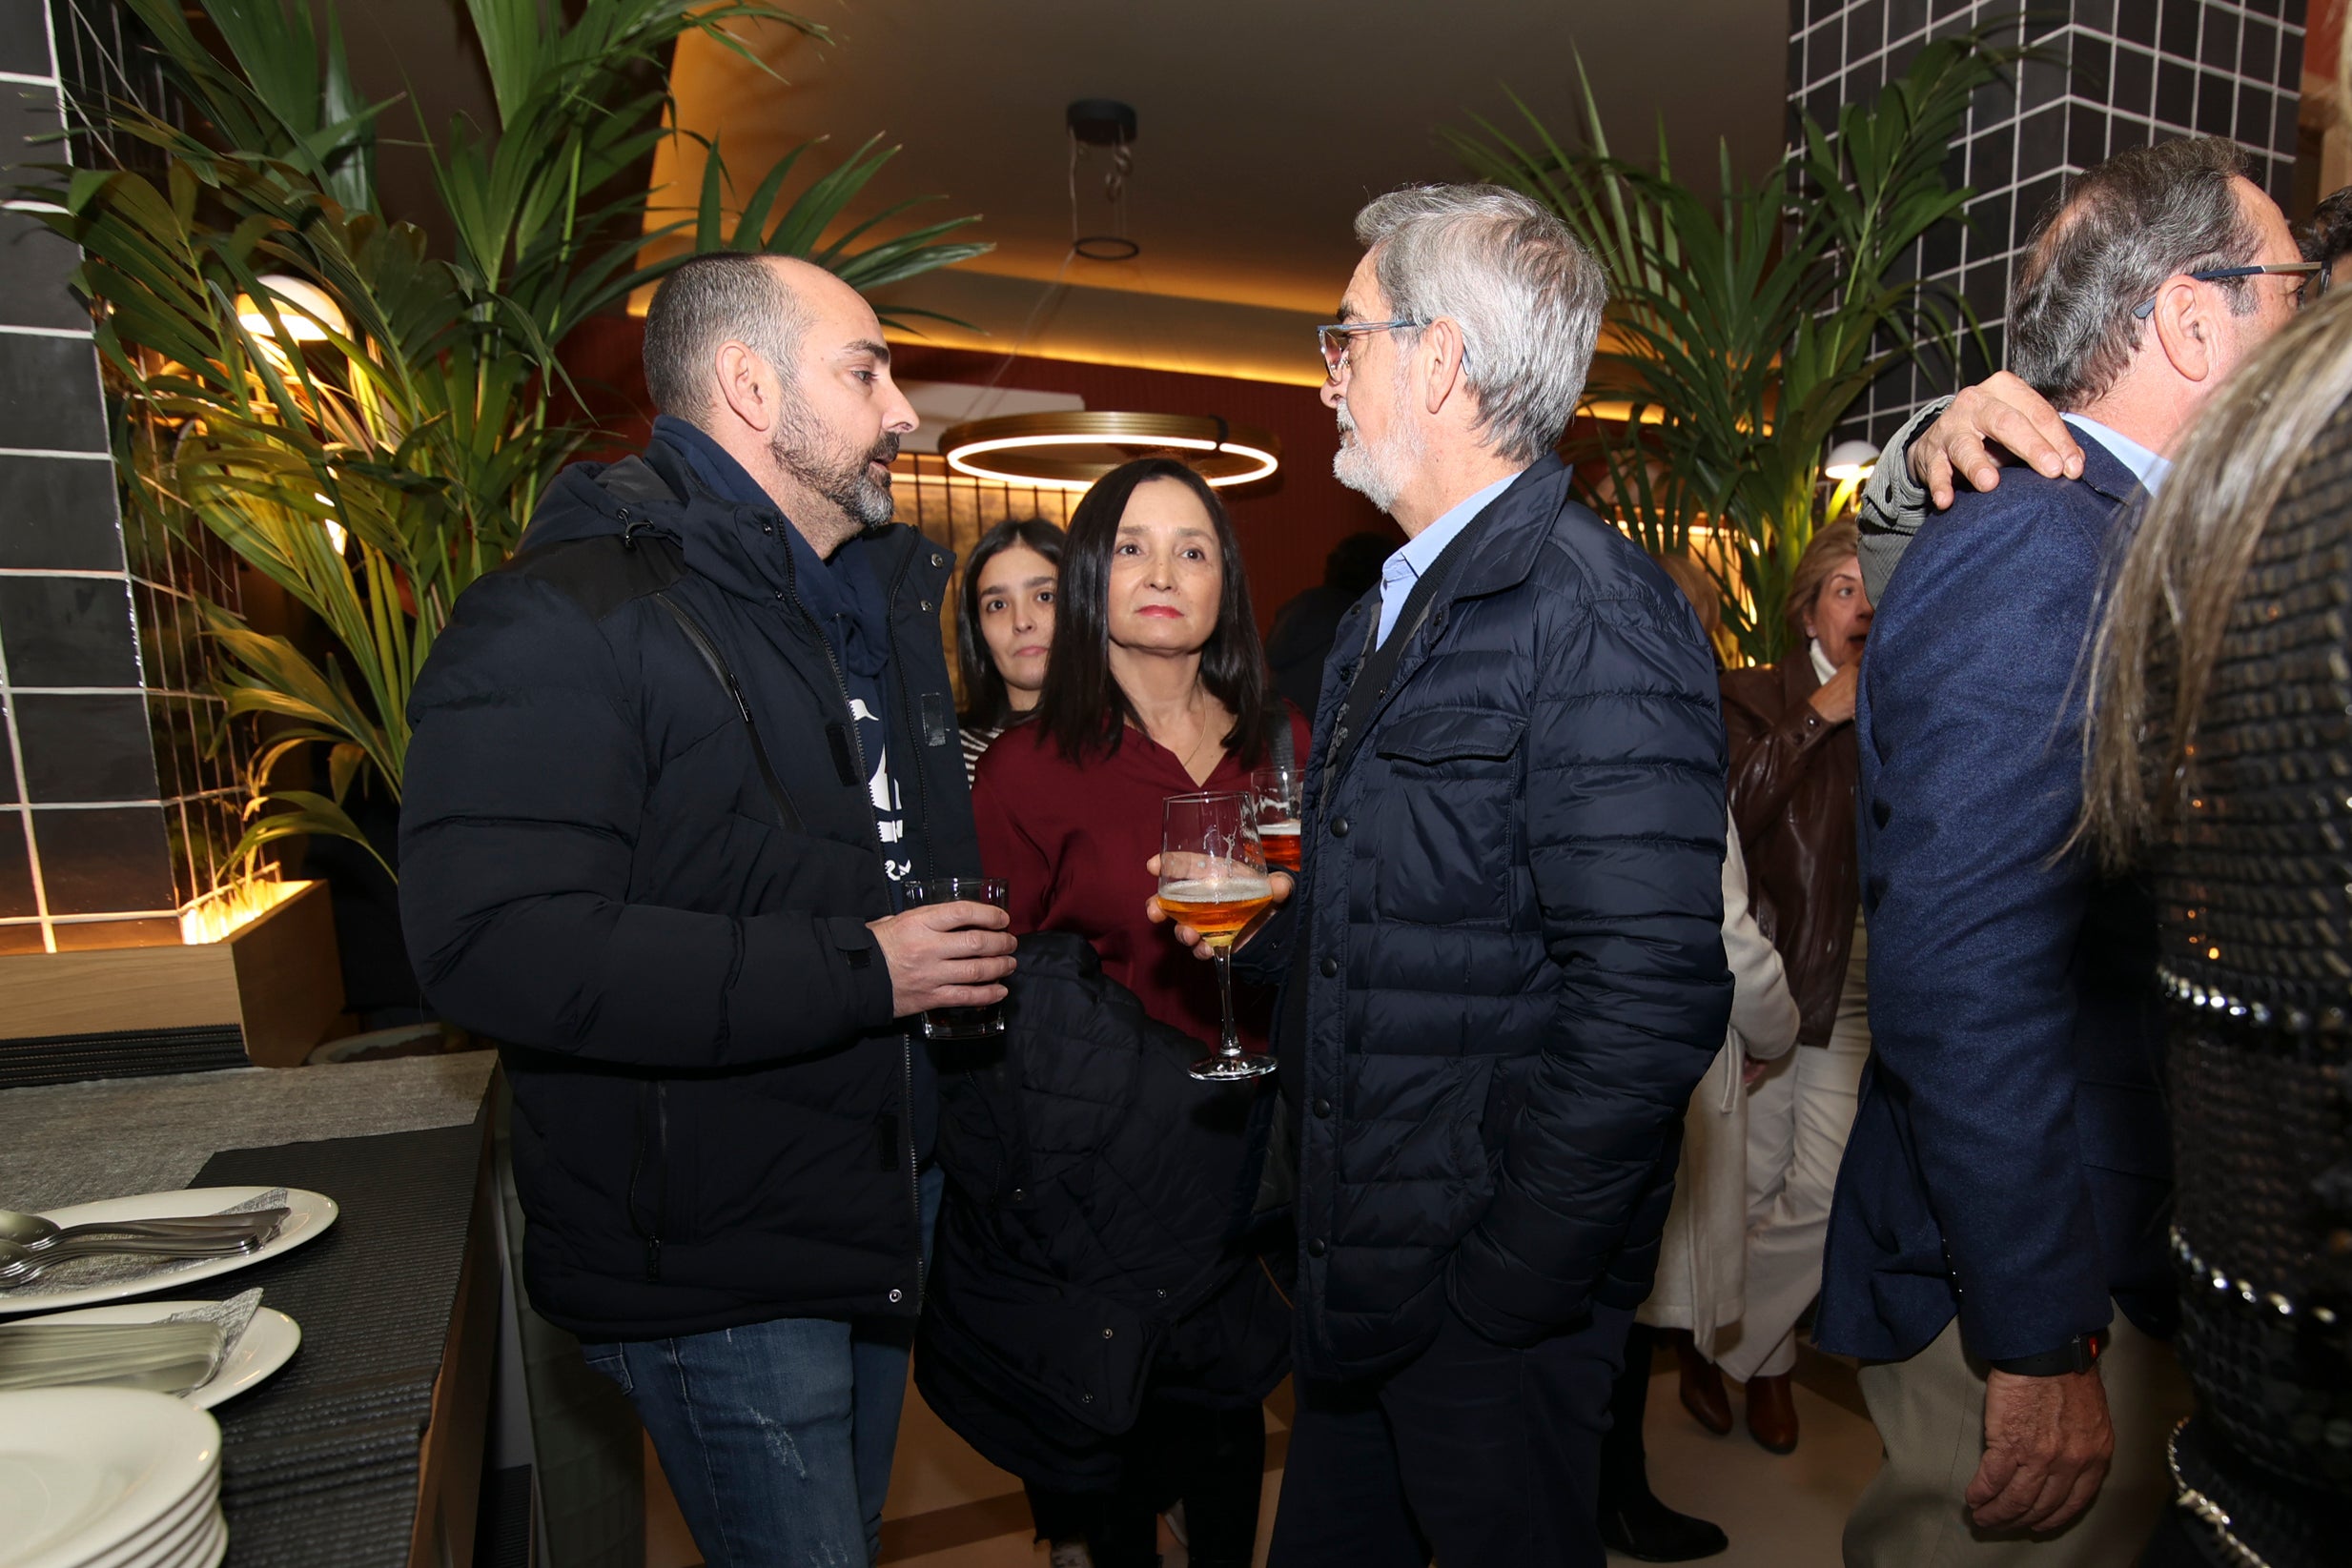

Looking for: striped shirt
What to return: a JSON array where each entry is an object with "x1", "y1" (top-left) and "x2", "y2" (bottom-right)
[{"x1": 958, "y1": 724, "x2": 1003, "y2": 785}]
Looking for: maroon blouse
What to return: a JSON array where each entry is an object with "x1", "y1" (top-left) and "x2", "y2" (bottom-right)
[{"x1": 971, "y1": 708, "x2": 1310, "y2": 1050}]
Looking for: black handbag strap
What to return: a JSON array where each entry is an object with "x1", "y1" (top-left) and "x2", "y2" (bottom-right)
[
  {"x1": 1268, "y1": 705, "x2": 1296, "y2": 774},
  {"x1": 1322, "y1": 514, "x2": 1483, "y2": 784},
  {"x1": 652, "y1": 590, "x2": 805, "y2": 834}
]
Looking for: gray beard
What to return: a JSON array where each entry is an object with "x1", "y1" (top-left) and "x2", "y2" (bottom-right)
[
  {"x1": 771, "y1": 408, "x2": 899, "y2": 529},
  {"x1": 1331, "y1": 371, "x2": 1421, "y2": 515},
  {"x1": 1345, "y1": 416, "x2": 1411, "y2": 515}
]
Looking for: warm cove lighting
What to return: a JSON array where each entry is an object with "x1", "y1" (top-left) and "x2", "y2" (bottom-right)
[
  {"x1": 179, "y1": 876, "x2": 302, "y2": 946},
  {"x1": 939, "y1": 412, "x2": 1281, "y2": 492}
]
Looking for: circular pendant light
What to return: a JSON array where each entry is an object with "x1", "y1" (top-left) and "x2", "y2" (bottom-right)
[{"x1": 938, "y1": 411, "x2": 1281, "y2": 491}]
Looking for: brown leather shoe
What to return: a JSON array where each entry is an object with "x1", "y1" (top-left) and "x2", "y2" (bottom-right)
[
  {"x1": 1745, "y1": 1372, "x2": 1799, "y2": 1454},
  {"x1": 1673, "y1": 1333, "x2": 1733, "y2": 1436}
]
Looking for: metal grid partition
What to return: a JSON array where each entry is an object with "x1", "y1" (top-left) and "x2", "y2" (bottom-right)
[
  {"x1": 890, "y1": 455, "x2": 1079, "y2": 705},
  {"x1": 1791, "y1": 0, "x2": 2310, "y2": 446},
  {"x1": 0, "y1": 0, "x2": 253, "y2": 955}
]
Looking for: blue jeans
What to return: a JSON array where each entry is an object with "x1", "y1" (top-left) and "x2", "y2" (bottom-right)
[{"x1": 583, "y1": 1163, "x2": 944, "y2": 1567}]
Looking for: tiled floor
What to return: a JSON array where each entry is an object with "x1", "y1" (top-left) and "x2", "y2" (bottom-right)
[{"x1": 872, "y1": 1346, "x2": 1883, "y2": 1567}]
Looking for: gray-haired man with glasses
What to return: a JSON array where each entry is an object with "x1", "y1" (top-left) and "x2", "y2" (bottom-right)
[
  {"x1": 1183, "y1": 182, "x2": 1732, "y2": 1567},
  {"x1": 1853, "y1": 147, "x2": 2340, "y2": 604}
]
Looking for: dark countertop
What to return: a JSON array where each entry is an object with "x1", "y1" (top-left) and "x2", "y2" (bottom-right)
[
  {"x1": 0, "y1": 1053, "x2": 501, "y2": 1567},
  {"x1": 0, "y1": 1054, "x2": 497, "y2": 1213}
]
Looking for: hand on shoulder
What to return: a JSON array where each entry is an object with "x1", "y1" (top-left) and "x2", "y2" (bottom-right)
[{"x1": 1907, "y1": 373, "x2": 2085, "y2": 509}]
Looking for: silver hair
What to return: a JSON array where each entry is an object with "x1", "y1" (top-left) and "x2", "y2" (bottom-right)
[
  {"x1": 1353, "y1": 183, "x2": 1607, "y2": 463},
  {"x1": 2009, "y1": 136, "x2": 2262, "y2": 411}
]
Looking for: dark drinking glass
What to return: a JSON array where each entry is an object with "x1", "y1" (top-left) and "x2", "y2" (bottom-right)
[{"x1": 899, "y1": 876, "x2": 1010, "y2": 1040}]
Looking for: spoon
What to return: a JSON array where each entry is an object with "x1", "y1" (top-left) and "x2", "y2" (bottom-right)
[{"x1": 0, "y1": 1207, "x2": 288, "y2": 1251}]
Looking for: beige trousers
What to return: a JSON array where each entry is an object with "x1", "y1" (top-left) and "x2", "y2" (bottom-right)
[{"x1": 1844, "y1": 1307, "x2": 2194, "y2": 1568}]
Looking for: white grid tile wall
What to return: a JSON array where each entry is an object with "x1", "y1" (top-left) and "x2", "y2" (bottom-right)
[
  {"x1": 1790, "y1": 0, "x2": 2309, "y2": 445},
  {"x1": 0, "y1": 0, "x2": 253, "y2": 955}
]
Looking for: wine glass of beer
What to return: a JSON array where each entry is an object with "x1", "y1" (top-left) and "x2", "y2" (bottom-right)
[
  {"x1": 1250, "y1": 764, "x2": 1302, "y2": 873},
  {"x1": 1158, "y1": 792, "x2": 1280, "y2": 1081}
]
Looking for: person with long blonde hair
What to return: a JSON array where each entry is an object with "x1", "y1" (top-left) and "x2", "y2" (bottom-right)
[{"x1": 2077, "y1": 290, "x2": 2352, "y2": 1568}]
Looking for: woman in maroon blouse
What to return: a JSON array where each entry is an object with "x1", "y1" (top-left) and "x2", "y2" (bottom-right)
[
  {"x1": 976, "y1": 472, "x2": 1308, "y2": 1049},
  {"x1": 971, "y1": 457, "x2": 1308, "y2": 1568}
]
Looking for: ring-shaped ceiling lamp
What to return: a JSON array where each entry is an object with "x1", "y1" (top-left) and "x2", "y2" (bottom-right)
[{"x1": 939, "y1": 412, "x2": 1281, "y2": 492}]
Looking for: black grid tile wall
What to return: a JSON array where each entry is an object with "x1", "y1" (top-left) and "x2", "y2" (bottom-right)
[
  {"x1": 0, "y1": 0, "x2": 251, "y2": 954},
  {"x1": 1791, "y1": 0, "x2": 2310, "y2": 445}
]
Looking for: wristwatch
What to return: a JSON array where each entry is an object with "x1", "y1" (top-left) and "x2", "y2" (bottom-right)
[{"x1": 1990, "y1": 1331, "x2": 2106, "y2": 1377}]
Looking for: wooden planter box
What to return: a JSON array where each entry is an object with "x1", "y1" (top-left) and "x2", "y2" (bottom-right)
[{"x1": 0, "y1": 881, "x2": 345, "y2": 1069}]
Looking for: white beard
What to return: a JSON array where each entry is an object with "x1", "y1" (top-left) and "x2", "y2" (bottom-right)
[{"x1": 1331, "y1": 380, "x2": 1421, "y2": 515}]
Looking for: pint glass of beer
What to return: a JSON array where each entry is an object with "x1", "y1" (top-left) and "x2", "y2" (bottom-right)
[
  {"x1": 1250, "y1": 764, "x2": 1303, "y2": 872},
  {"x1": 899, "y1": 876, "x2": 1011, "y2": 1040},
  {"x1": 1158, "y1": 792, "x2": 1279, "y2": 1081}
]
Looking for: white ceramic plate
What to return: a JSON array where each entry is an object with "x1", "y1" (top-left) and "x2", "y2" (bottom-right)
[
  {"x1": 0, "y1": 1387, "x2": 219, "y2": 1568},
  {"x1": 113, "y1": 1504, "x2": 222, "y2": 1568},
  {"x1": 79, "y1": 1471, "x2": 215, "y2": 1568},
  {"x1": 163, "y1": 1508, "x2": 225, "y2": 1568},
  {"x1": 18, "y1": 1301, "x2": 300, "y2": 1411},
  {"x1": 177, "y1": 1509, "x2": 226, "y2": 1568},
  {"x1": 172, "y1": 1508, "x2": 225, "y2": 1568},
  {"x1": 0, "y1": 1189, "x2": 337, "y2": 1316}
]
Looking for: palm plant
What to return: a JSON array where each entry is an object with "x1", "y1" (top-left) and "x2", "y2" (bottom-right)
[
  {"x1": 1450, "y1": 35, "x2": 2014, "y2": 663},
  {"x1": 24, "y1": 0, "x2": 987, "y2": 873}
]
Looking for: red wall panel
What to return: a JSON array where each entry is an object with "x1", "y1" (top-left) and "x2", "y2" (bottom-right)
[{"x1": 555, "y1": 316, "x2": 1400, "y2": 628}]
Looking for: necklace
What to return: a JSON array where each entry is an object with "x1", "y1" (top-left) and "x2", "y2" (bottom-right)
[{"x1": 1156, "y1": 691, "x2": 1222, "y2": 783}]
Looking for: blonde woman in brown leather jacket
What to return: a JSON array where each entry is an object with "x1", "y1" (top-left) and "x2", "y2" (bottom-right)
[{"x1": 1676, "y1": 520, "x2": 1873, "y2": 1457}]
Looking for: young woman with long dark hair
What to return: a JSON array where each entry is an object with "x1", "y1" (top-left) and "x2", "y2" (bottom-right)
[
  {"x1": 955, "y1": 517, "x2": 1064, "y2": 781},
  {"x1": 945, "y1": 457, "x2": 1306, "y2": 1568}
]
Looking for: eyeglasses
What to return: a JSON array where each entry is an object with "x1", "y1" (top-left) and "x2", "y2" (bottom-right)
[
  {"x1": 2131, "y1": 261, "x2": 2323, "y2": 319},
  {"x1": 1317, "y1": 317, "x2": 1425, "y2": 378}
]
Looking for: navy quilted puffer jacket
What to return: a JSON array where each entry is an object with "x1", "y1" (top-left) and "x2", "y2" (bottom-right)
[
  {"x1": 1237, "y1": 457, "x2": 1732, "y2": 1380},
  {"x1": 917, "y1": 932, "x2": 1289, "y2": 1490}
]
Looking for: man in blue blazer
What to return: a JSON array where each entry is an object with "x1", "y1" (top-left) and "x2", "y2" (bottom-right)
[{"x1": 1822, "y1": 136, "x2": 2306, "y2": 1566}]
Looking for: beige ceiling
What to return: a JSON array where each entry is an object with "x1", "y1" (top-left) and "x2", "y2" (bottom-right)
[{"x1": 656, "y1": 0, "x2": 1790, "y2": 382}]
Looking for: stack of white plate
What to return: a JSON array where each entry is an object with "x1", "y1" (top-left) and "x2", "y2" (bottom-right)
[{"x1": 0, "y1": 1387, "x2": 224, "y2": 1568}]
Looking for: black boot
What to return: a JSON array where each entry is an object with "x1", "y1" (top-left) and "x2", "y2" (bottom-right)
[
  {"x1": 1597, "y1": 1490, "x2": 1729, "y2": 1562},
  {"x1": 1599, "y1": 1326, "x2": 1729, "y2": 1561}
]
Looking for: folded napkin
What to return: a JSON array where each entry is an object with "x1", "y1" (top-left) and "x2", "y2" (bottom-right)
[
  {"x1": 0, "y1": 1319, "x2": 225, "y2": 1395},
  {"x1": 0, "y1": 1287, "x2": 264, "y2": 1396}
]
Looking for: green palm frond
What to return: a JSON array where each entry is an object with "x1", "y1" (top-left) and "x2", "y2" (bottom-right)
[
  {"x1": 1452, "y1": 31, "x2": 2017, "y2": 662},
  {"x1": 31, "y1": 0, "x2": 989, "y2": 873}
]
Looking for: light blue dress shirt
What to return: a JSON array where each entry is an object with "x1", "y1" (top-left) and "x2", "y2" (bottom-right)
[
  {"x1": 1373, "y1": 470, "x2": 1524, "y2": 648},
  {"x1": 2062, "y1": 413, "x2": 2171, "y2": 496}
]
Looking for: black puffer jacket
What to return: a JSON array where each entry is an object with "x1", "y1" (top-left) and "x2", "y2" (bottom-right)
[
  {"x1": 917, "y1": 934, "x2": 1290, "y2": 1490},
  {"x1": 400, "y1": 436, "x2": 976, "y2": 1341},
  {"x1": 1237, "y1": 457, "x2": 1731, "y2": 1380}
]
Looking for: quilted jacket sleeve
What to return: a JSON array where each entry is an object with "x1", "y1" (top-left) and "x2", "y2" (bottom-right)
[
  {"x1": 399, "y1": 571, "x2": 898, "y2": 1069},
  {"x1": 1446, "y1": 585, "x2": 1733, "y2": 1344}
]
